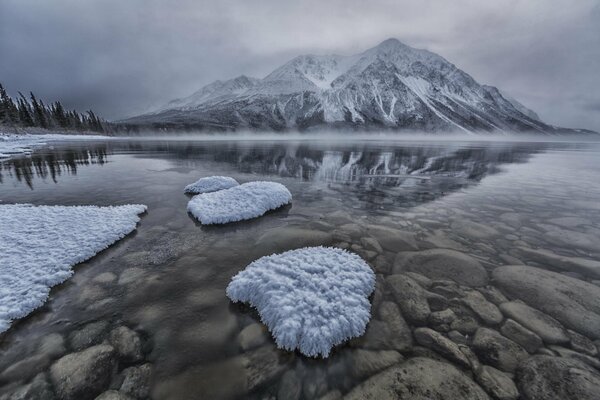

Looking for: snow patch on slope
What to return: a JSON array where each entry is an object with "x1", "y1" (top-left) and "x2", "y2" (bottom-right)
[
  {"x1": 187, "y1": 181, "x2": 292, "y2": 224},
  {"x1": 184, "y1": 176, "x2": 239, "y2": 194},
  {"x1": 398, "y1": 75, "x2": 471, "y2": 133},
  {"x1": 226, "y1": 246, "x2": 375, "y2": 357},
  {"x1": 0, "y1": 204, "x2": 147, "y2": 333}
]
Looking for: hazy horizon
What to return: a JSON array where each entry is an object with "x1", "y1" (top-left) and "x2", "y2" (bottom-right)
[{"x1": 1, "y1": 0, "x2": 599, "y2": 131}]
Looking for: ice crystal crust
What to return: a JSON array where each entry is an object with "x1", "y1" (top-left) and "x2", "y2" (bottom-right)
[
  {"x1": 187, "y1": 181, "x2": 292, "y2": 224},
  {"x1": 0, "y1": 204, "x2": 147, "y2": 332},
  {"x1": 183, "y1": 176, "x2": 239, "y2": 194},
  {"x1": 226, "y1": 246, "x2": 376, "y2": 357}
]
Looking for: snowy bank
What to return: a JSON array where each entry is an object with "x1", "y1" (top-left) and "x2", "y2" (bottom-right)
[
  {"x1": 0, "y1": 133, "x2": 107, "y2": 160},
  {"x1": 226, "y1": 247, "x2": 375, "y2": 357},
  {"x1": 0, "y1": 204, "x2": 147, "y2": 333},
  {"x1": 187, "y1": 181, "x2": 292, "y2": 224},
  {"x1": 184, "y1": 176, "x2": 239, "y2": 194}
]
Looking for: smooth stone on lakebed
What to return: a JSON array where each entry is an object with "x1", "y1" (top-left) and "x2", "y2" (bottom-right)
[
  {"x1": 109, "y1": 326, "x2": 143, "y2": 362},
  {"x1": 0, "y1": 373, "x2": 55, "y2": 400},
  {"x1": 344, "y1": 357, "x2": 490, "y2": 400},
  {"x1": 517, "y1": 355, "x2": 600, "y2": 400},
  {"x1": 153, "y1": 345, "x2": 288, "y2": 399},
  {"x1": 472, "y1": 328, "x2": 529, "y2": 373},
  {"x1": 119, "y1": 363, "x2": 152, "y2": 399},
  {"x1": 50, "y1": 344, "x2": 116, "y2": 400},
  {"x1": 69, "y1": 321, "x2": 109, "y2": 351},
  {"x1": 254, "y1": 227, "x2": 333, "y2": 255},
  {"x1": 361, "y1": 301, "x2": 413, "y2": 352},
  {"x1": 475, "y1": 366, "x2": 519, "y2": 400},
  {"x1": 95, "y1": 391, "x2": 134, "y2": 400},
  {"x1": 500, "y1": 319, "x2": 543, "y2": 354},
  {"x1": 394, "y1": 249, "x2": 489, "y2": 287},
  {"x1": 413, "y1": 327, "x2": 470, "y2": 368},
  {"x1": 498, "y1": 301, "x2": 568, "y2": 344},
  {"x1": 364, "y1": 225, "x2": 418, "y2": 252},
  {"x1": 567, "y1": 329, "x2": 598, "y2": 356},
  {"x1": 346, "y1": 349, "x2": 403, "y2": 380},
  {"x1": 493, "y1": 265, "x2": 600, "y2": 340},
  {"x1": 460, "y1": 291, "x2": 503, "y2": 325},
  {"x1": 386, "y1": 274, "x2": 431, "y2": 325}
]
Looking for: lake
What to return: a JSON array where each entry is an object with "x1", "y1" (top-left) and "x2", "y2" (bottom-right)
[{"x1": 1, "y1": 136, "x2": 600, "y2": 399}]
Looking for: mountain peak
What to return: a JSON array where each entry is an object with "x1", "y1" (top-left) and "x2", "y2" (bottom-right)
[
  {"x1": 374, "y1": 38, "x2": 410, "y2": 50},
  {"x1": 125, "y1": 39, "x2": 568, "y2": 134}
]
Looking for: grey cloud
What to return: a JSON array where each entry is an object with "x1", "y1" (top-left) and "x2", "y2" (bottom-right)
[{"x1": 1, "y1": 0, "x2": 599, "y2": 130}]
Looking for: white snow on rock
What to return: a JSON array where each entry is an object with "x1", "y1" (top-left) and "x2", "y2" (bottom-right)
[
  {"x1": 226, "y1": 246, "x2": 376, "y2": 357},
  {"x1": 0, "y1": 204, "x2": 147, "y2": 333},
  {"x1": 187, "y1": 181, "x2": 292, "y2": 224},
  {"x1": 184, "y1": 176, "x2": 239, "y2": 194},
  {"x1": 0, "y1": 133, "x2": 107, "y2": 160}
]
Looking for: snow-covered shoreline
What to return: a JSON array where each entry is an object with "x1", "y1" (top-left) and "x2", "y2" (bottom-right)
[
  {"x1": 0, "y1": 132, "x2": 109, "y2": 160},
  {"x1": 0, "y1": 203, "x2": 147, "y2": 333}
]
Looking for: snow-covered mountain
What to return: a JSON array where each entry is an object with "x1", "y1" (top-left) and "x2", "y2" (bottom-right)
[{"x1": 121, "y1": 38, "x2": 587, "y2": 133}]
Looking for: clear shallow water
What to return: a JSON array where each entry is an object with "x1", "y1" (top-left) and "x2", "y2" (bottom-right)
[{"x1": 1, "y1": 138, "x2": 600, "y2": 399}]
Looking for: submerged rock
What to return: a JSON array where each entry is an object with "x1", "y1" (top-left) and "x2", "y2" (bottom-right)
[
  {"x1": 109, "y1": 326, "x2": 143, "y2": 362},
  {"x1": 493, "y1": 266, "x2": 600, "y2": 340},
  {"x1": 498, "y1": 301, "x2": 569, "y2": 344},
  {"x1": 277, "y1": 369, "x2": 302, "y2": 400},
  {"x1": 413, "y1": 328, "x2": 470, "y2": 368},
  {"x1": 500, "y1": 319, "x2": 543, "y2": 353},
  {"x1": 153, "y1": 345, "x2": 289, "y2": 399},
  {"x1": 344, "y1": 357, "x2": 490, "y2": 400},
  {"x1": 95, "y1": 391, "x2": 134, "y2": 400},
  {"x1": 346, "y1": 349, "x2": 403, "y2": 380},
  {"x1": 364, "y1": 225, "x2": 418, "y2": 252},
  {"x1": 49, "y1": 344, "x2": 116, "y2": 400},
  {"x1": 475, "y1": 365, "x2": 519, "y2": 400},
  {"x1": 237, "y1": 323, "x2": 268, "y2": 351},
  {"x1": 461, "y1": 291, "x2": 503, "y2": 325},
  {"x1": 517, "y1": 355, "x2": 600, "y2": 400},
  {"x1": 119, "y1": 363, "x2": 152, "y2": 399},
  {"x1": 472, "y1": 328, "x2": 528, "y2": 372},
  {"x1": 69, "y1": 321, "x2": 109, "y2": 351},
  {"x1": 0, "y1": 373, "x2": 54, "y2": 400},
  {"x1": 361, "y1": 301, "x2": 413, "y2": 351},
  {"x1": 394, "y1": 249, "x2": 489, "y2": 287},
  {"x1": 386, "y1": 274, "x2": 431, "y2": 325}
]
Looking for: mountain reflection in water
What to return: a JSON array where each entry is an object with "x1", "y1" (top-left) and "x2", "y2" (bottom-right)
[{"x1": 0, "y1": 140, "x2": 539, "y2": 208}]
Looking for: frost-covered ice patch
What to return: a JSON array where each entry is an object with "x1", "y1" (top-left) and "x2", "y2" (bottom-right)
[
  {"x1": 0, "y1": 133, "x2": 107, "y2": 160},
  {"x1": 0, "y1": 203, "x2": 147, "y2": 333},
  {"x1": 184, "y1": 176, "x2": 239, "y2": 194},
  {"x1": 187, "y1": 181, "x2": 292, "y2": 224},
  {"x1": 226, "y1": 246, "x2": 376, "y2": 357}
]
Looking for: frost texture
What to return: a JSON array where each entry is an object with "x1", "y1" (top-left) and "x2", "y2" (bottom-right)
[
  {"x1": 0, "y1": 204, "x2": 147, "y2": 332},
  {"x1": 184, "y1": 176, "x2": 239, "y2": 194},
  {"x1": 226, "y1": 246, "x2": 376, "y2": 357},
  {"x1": 187, "y1": 181, "x2": 292, "y2": 224}
]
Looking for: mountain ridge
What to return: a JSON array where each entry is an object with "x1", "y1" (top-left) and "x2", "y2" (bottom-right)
[{"x1": 121, "y1": 38, "x2": 594, "y2": 134}]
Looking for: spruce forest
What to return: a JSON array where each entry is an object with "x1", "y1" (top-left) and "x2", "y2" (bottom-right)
[{"x1": 0, "y1": 83, "x2": 106, "y2": 133}]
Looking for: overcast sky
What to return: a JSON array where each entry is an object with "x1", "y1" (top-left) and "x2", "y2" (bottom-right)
[{"x1": 1, "y1": 0, "x2": 599, "y2": 130}]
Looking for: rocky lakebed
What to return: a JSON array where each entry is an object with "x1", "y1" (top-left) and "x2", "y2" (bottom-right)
[{"x1": 0, "y1": 138, "x2": 599, "y2": 399}]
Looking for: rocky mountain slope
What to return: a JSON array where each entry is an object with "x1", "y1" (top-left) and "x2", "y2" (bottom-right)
[{"x1": 122, "y1": 39, "x2": 591, "y2": 134}]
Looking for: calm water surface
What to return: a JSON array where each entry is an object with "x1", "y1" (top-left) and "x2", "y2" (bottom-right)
[{"x1": 1, "y1": 138, "x2": 599, "y2": 399}]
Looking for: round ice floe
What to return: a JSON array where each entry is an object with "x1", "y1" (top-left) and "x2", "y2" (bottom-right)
[
  {"x1": 187, "y1": 181, "x2": 292, "y2": 224},
  {"x1": 226, "y1": 246, "x2": 375, "y2": 357},
  {"x1": 183, "y1": 176, "x2": 239, "y2": 194}
]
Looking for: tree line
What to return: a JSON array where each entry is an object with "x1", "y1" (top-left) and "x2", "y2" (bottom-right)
[{"x1": 0, "y1": 82, "x2": 106, "y2": 132}]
